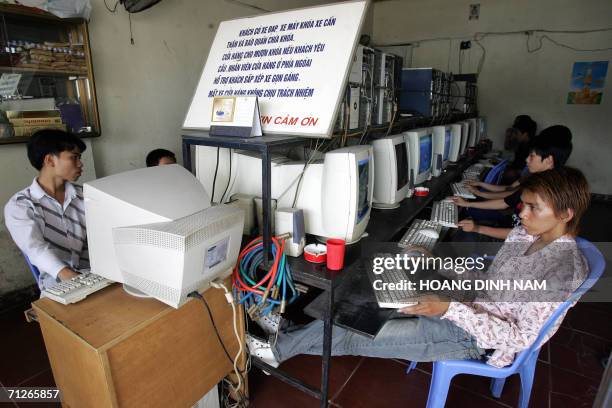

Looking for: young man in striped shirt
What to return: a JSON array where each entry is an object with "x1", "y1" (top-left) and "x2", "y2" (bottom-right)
[{"x1": 4, "y1": 129, "x2": 88, "y2": 291}]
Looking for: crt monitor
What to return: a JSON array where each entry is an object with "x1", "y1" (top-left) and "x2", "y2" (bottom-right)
[
  {"x1": 372, "y1": 134, "x2": 410, "y2": 209},
  {"x1": 431, "y1": 125, "x2": 453, "y2": 176},
  {"x1": 478, "y1": 116, "x2": 487, "y2": 141},
  {"x1": 404, "y1": 128, "x2": 433, "y2": 186},
  {"x1": 467, "y1": 118, "x2": 478, "y2": 148},
  {"x1": 447, "y1": 124, "x2": 463, "y2": 162},
  {"x1": 84, "y1": 164, "x2": 244, "y2": 308},
  {"x1": 459, "y1": 121, "x2": 470, "y2": 155},
  {"x1": 194, "y1": 145, "x2": 374, "y2": 243}
]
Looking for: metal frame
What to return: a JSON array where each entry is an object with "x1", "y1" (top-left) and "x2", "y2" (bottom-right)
[{"x1": 182, "y1": 132, "x2": 336, "y2": 407}]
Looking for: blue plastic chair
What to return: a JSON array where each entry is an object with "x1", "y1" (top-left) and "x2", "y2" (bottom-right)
[
  {"x1": 482, "y1": 159, "x2": 509, "y2": 185},
  {"x1": 22, "y1": 253, "x2": 41, "y2": 283},
  {"x1": 406, "y1": 237, "x2": 605, "y2": 408}
]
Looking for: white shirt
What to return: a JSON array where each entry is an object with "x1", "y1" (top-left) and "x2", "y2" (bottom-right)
[{"x1": 4, "y1": 178, "x2": 89, "y2": 290}]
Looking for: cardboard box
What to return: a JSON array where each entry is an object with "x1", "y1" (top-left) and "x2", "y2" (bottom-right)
[
  {"x1": 13, "y1": 123, "x2": 66, "y2": 137},
  {"x1": 9, "y1": 117, "x2": 63, "y2": 127}
]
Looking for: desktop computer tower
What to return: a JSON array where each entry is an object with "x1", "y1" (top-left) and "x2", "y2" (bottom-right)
[
  {"x1": 373, "y1": 52, "x2": 398, "y2": 125},
  {"x1": 452, "y1": 75, "x2": 478, "y2": 114},
  {"x1": 399, "y1": 68, "x2": 451, "y2": 118}
]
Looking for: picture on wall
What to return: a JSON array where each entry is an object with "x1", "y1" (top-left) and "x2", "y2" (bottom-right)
[{"x1": 567, "y1": 61, "x2": 608, "y2": 105}]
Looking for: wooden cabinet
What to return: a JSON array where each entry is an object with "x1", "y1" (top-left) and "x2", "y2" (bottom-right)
[
  {"x1": 0, "y1": 4, "x2": 100, "y2": 144},
  {"x1": 32, "y1": 283, "x2": 246, "y2": 408}
]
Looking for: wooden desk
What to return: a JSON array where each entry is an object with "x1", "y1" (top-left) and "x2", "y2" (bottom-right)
[{"x1": 32, "y1": 283, "x2": 245, "y2": 408}]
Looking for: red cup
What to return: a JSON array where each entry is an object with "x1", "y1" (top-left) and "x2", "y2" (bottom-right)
[{"x1": 326, "y1": 239, "x2": 346, "y2": 270}]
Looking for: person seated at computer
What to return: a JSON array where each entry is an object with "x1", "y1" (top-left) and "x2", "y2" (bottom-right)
[
  {"x1": 4, "y1": 129, "x2": 88, "y2": 291},
  {"x1": 146, "y1": 148, "x2": 177, "y2": 167},
  {"x1": 453, "y1": 125, "x2": 573, "y2": 240},
  {"x1": 500, "y1": 115, "x2": 537, "y2": 185},
  {"x1": 248, "y1": 167, "x2": 590, "y2": 369}
]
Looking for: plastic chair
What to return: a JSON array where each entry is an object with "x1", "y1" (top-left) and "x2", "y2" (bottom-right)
[
  {"x1": 482, "y1": 159, "x2": 508, "y2": 185},
  {"x1": 406, "y1": 237, "x2": 605, "y2": 408},
  {"x1": 22, "y1": 253, "x2": 41, "y2": 283}
]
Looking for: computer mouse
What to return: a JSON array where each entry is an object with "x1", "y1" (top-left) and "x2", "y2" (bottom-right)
[{"x1": 419, "y1": 228, "x2": 440, "y2": 239}]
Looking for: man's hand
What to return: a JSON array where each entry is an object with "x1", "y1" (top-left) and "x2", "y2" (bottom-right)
[
  {"x1": 399, "y1": 294, "x2": 450, "y2": 317},
  {"x1": 458, "y1": 219, "x2": 479, "y2": 233},
  {"x1": 450, "y1": 196, "x2": 470, "y2": 207},
  {"x1": 464, "y1": 180, "x2": 482, "y2": 187},
  {"x1": 466, "y1": 184, "x2": 480, "y2": 194},
  {"x1": 57, "y1": 267, "x2": 79, "y2": 281}
]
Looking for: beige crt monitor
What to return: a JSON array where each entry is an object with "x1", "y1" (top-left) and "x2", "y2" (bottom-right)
[{"x1": 84, "y1": 165, "x2": 244, "y2": 308}]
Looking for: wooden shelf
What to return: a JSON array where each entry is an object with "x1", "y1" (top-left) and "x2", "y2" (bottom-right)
[
  {"x1": 0, "y1": 65, "x2": 87, "y2": 76},
  {"x1": 0, "y1": 131, "x2": 100, "y2": 145}
]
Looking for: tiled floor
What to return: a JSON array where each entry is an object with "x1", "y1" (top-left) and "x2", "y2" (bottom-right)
[
  {"x1": 246, "y1": 301, "x2": 610, "y2": 407},
  {"x1": 2, "y1": 199, "x2": 611, "y2": 407}
]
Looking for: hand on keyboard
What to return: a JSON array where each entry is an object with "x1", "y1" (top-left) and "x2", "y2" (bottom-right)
[
  {"x1": 398, "y1": 294, "x2": 450, "y2": 317},
  {"x1": 450, "y1": 196, "x2": 470, "y2": 207},
  {"x1": 457, "y1": 219, "x2": 478, "y2": 233},
  {"x1": 58, "y1": 267, "x2": 79, "y2": 281}
]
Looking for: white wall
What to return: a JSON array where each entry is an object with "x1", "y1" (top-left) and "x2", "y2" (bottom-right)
[
  {"x1": 0, "y1": 0, "x2": 369, "y2": 295},
  {"x1": 373, "y1": 0, "x2": 612, "y2": 194}
]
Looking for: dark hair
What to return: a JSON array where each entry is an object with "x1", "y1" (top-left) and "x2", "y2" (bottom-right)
[
  {"x1": 529, "y1": 125, "x2": 573, "y2": 168},
  {"x1": 513, "y1": 115, "x2": 537, "y2": 139},
  {"x1": 146, "y1": 148, "x2": 176, "y2": 167},
  {"x1": 521, "y1": 167, "x2": 590, "y2": 236},
  {"x1": 27, "y1": 129, "x2": 86, "y2": 171}
]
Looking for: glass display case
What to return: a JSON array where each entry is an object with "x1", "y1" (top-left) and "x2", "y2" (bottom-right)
[{"x1": 0, "y1": 4, "x2": 99, "y2": 144}]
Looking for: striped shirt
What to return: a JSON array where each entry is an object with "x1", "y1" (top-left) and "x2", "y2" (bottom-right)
[{"x1": 4, "y1": 178, "x2": 89, "y2": 290}]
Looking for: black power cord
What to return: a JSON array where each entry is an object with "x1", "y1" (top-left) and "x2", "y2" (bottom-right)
[
  {"x1": 187, "y1": 291, "x2": 246, "y2": 376},
  {"x1": 210, "y1": 147, "x2": 220, "y2": 204},
  {"x1": 220, "y1": 148, "x2": 232, "y2": 204}
]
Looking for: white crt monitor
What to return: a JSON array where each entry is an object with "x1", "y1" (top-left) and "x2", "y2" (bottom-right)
[
  {"x1": 467, "y1": 118, "x2": 478, "y2": 148},
  {"x1": 84, "y1": 165, "x2": 244, "y2": 308},
  {"x1": 478, "y1": 116, "x2": 487, "y2": 141},
  {"x1": 459, "y1": 121, "x2": 470, "y2": 155},
  {"x1": 447, "y1": 124, "x2": 463, "y2": 162},
  {"x1": 404, "y1": 128, "x2": 433, "y2": 186},
  {"x1": 431, "y1": 125, "x2": 453, "y2": 176},
  {"x1": 372, "y1": 134, "x2": 410, "y2": 209}
]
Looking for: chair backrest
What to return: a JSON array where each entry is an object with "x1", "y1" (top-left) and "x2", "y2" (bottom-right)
[
  {"x1": 22, "y1": 253, "x2": 41, "y2": 282},
  {"x1": 483, "y1": 159, "x2": 509, "y2": 185},
  {"x1": 510, "y1": 237, "x2": 605, "y2": 368}
]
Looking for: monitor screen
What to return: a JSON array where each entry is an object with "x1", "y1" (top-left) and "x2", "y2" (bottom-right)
[
  {"x1": 395, "y1": 142, "x2": 408, "y2": 190},
  {"x1": 357, "y1": 158, "x2": 370, "y2": 222},
  {"x1": 444, "y1": 130, "x2": 452, "y2": 161},
  {"x1": 418, "y1": 135, "x2": 432, "y2": 174}
]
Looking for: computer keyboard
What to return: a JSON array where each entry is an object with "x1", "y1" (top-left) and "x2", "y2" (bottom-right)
[
  {"x1": 431, "y1": 200, "x2": 459, "y2": 228},
  {"x1": 398, "y1": 219, "x2": 442, "y2": 252},
  {"x1": 367, "y1": 264, "x2": 419, "y2": 309},
  {"x1": 451, "y1": 182, "x2": 476, "y2": 199},
  {"x1": 462, "y1": 164, "x2": 484, "y2": 181},
  {"x1": 42, "y1": 271, "x2": 113, "y2": 304}
]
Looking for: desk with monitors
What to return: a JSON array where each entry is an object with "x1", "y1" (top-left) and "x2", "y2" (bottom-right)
[
  {"x1": 181, "y1": 130, "x2": 485, "y2": 408},
  {"x1": 300, "y1": 148, "x2": 484, "y2": 338}
]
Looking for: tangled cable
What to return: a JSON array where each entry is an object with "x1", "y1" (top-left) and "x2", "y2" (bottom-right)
[{"x1": 232, "y1": 235, "x2": 298, "y2": 320}]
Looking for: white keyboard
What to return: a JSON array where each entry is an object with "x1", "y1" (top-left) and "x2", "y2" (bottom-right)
[
  {"x1": 42, "y1": 272, "x2": 113, "y2": 304},
  {"x1": 398, "y1": 219, "x2": 442, "y2": 252},
  {"x1": 368, "y1": 266, "x2": 418, "y2": 309},
  {"x1": 451, "y1": 182, "x2": 476, "y2": 199},
  {"x1": 431, "y1": 200, "x2": 459, "y2": 228}
]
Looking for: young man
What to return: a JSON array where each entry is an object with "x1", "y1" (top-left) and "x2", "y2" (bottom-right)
[
  {"x1": 249, "y1": 167, "x2": 590, "y2": 369},
  {"x1": 501, "y1": 115, "x2": 537, "y2": 184},
  {"x1": 4, "y1": 129, "x2": 88, "y2": 291},
  {"x1": 146, "y1": 148, "x2": 177, "y2": 167},
  {"x1": 453, "y1": 125, "x2": 573, "y2": 240}
]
